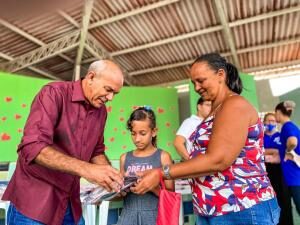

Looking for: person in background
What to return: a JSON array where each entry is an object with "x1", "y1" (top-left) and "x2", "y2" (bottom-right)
[
  {"x1": 174, "y1": 97, "x2": 211, "y2": 160},
  {"x1": 264, "y1": 112, "x2": 293, "y2": 225},
  {"x1": 117, "y1": 106, "x2": 174, "y2": 225},
  {"x1": 275, "y1": 100, "x2": 300, "y2": 216},
  {"x1": 132, "y1": 53, "x2": 280, "y2": 225},
  {"x1": 2, "y1": 60, "x2": 124, "y2": 225}
]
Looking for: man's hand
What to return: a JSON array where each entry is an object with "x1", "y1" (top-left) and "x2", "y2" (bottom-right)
[{"x1": 83, "y1": 164, "x2": 123, "y2": 192}]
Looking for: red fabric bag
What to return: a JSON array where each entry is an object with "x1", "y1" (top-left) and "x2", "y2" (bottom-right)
[{"x1": 156, "y1": 173, "x2": 182, "y2": 225}]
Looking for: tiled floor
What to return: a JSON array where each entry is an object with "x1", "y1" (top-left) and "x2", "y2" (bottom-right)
[{"x1": 292, "y1": 203, "x2": 300, "y2": 224}]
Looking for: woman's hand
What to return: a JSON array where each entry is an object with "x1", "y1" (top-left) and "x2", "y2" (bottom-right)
[
  {"x1": 131, "y1": 169, "x2": 161, "y2": 195},
  {"x1": 284, "y1": 150, "x2": 300, "y2": 167},
  {"x1": 264, "y1": 149, "x2": 280, "y2": 164}
]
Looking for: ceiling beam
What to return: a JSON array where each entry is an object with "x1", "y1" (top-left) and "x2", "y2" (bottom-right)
[
  {"x1": 0, "y1": 52, "x2": 62, "y2": 80},
  {"x1": 229, "y1": 5, "x2": 300, "y2": 27},
  {"x1": 238, "y1": 37, "x2": 300, "y2": 54},
  {"x1": 74, "y1": 0, "x2": 95, "y2": 80},
  {"x1": 0, "y1": 31, "x2": 80, "y2": 72},
  {"x1": 89, "y1": 0, "x2": 179, "y2": 29},
  {"x1": 111, "y1": 26, "x2": 223, "y2": 56},
  {"x1": 0, "y1": 18, "x2": 75, "y2": 64},
  {"x1": 129, "y1": 52, "x2": 232, "y2": 76},
  {"x1": 85, "y1": 35, "x2": 135, "y2": 86},
  {"x1": 213, "y1": 0, "x2": 240, "y2": 68},
  {"x1": 82, "y1": 57, "x2": 98, "y2": 64},
  {"x1": 244, "y1": 59, "x2": 300, "y2": 73},
  {"x1": 0, "y1": 18, "x2": 44, "y2": 45},
  {"x1": 85, "y1": 34, "x2": 111, "y2": 59},
  {"x1": 129, "y1": 37, "x2": 300, "y2": 76},
  {"x1": 109, "y1": 6, "x2": 300, "y2": 56},
  {"x1": 57, "y1": 10, "x2": 80, "y2": 28}
]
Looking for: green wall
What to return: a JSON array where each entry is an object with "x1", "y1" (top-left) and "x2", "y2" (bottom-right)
[
  {"x1": 104, "y1": 87, "x2": 180, "y2": 159},
  {"x1": 0, "y1": 72, "x2": 180, "y2": 162},
  {"x1": 189, "y1": 72, "x2": 259, "y2": 114},
  {"x1": 0, "y1": 72, "x2": 50, "y2": 161}
]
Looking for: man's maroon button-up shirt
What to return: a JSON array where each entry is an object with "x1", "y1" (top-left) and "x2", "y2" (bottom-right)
[{"x1": 2, "y1": 80, "x2": 107, "y2": 224}]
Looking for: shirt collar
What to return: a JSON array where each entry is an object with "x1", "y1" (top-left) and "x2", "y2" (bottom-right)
[{"x1": 72, "y1": 79, "x2": 86, "y2": 102}]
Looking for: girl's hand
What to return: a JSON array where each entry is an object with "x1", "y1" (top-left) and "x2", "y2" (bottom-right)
[{"x1": 131, "y1": 169, "x2": 161, "y2": 194}]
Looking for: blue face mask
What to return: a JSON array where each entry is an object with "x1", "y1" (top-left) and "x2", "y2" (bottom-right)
[{"x1": 265, "y1": 124, "x2": 276, "y2": 132}]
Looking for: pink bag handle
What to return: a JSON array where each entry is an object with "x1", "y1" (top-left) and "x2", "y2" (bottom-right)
[{"x1": 158, "y1": 169, "x2": 166, "y2": 190}]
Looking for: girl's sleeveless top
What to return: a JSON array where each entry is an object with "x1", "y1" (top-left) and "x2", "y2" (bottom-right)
[{"x1": 117, "y1": 149, "x2": 162, "y2": 225}]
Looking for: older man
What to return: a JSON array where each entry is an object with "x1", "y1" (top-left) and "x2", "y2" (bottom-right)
[{"x1": 2, "y1": 60, "x2": 124, "y2": 225}]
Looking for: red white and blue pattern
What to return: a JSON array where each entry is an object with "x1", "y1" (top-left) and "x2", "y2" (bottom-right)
[{"x1": 188, "y1": 116, "x2": 276, "y2": 216}]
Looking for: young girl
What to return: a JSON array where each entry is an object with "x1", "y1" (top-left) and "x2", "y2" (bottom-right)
[{"x1": 117, "y1": 106, "x2": 174, "y2": 225}]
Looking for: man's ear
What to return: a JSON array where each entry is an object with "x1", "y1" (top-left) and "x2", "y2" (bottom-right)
[{"x1": 86, "y1": 71, "x2": 96, "y2": 84}]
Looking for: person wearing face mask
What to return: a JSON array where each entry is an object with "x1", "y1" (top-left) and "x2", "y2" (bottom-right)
[
  {"x1": 264, "y1": 113, "x2": 293, "y2": 225},
  {"x1": 2, "y1": 60, "x2": 125, "y2": 225}
]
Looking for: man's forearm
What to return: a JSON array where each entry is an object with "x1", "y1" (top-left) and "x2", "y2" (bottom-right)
[
  {"x1": 35, "y1": 146, "x2": 90, "y2": 178},
  {"x1": 91, "y1": 154, "x2": 111, "y2": 165}
]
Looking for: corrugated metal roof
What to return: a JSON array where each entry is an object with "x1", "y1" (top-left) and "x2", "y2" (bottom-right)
[{"x1": 0, "y1": 0, "x2": 299, "y2": 85}]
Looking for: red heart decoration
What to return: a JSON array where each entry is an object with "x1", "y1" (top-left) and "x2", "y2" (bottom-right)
[
  {"x1": 122, "y1": 131, "x2": 126, "y2": 135},
  {"x1": 106, "y1": 106, "x2": 112, "y2": 113},
  {"x1": 5, "y1": 97, "x2": 12, "y2": 102},
  {"x1": 15, "y1": 114, "x2": 22, "y2": 120},
  {"x1": 17, "y1": 128, "x2": 23, "y2": 133},
  {"x1": 165, "y1": 122, "x2": 171, "y2": 127},
  {"x1": 122, "y1": 145, "x2": 127, "y2": 149},
  {"x1": 1, "y1": 117, "x2": 7, "y2": 121},
  {"x1": 120, "y1": 117, "x2": 124, "y2": 122},
  {"x1": 21, "y1": 103, "x2": 27, "y2": 108},
  {"x1": 109, "y1": 137, "x2": 115, "y2": 142},
  {"x1": 1, "y1": 133, "x2": 11, "y2": 141},
  {"x1": 114, "y1": 127, "x2": 118, "y2": 132},
  {"x1": 157, "y1": 107, "x2": 164, "y2": 114}
]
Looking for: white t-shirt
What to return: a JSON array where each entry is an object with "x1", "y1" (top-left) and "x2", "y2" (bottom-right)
[{"x1": 176, "y1": 115, "x2": 203, "y2": 153}]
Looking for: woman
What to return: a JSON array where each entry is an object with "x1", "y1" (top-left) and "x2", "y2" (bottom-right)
[
  {"x1": 264, "y1": 113, "x2": 293, "y2": 225},
  {"x1": 275, "y1": 101, "x2": 300, "y2": 215},
  {"x1": 132, "y1": 53, "x2": 280, "y2": 225}
]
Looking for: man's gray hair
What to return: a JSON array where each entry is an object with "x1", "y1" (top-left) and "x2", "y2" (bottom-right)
[{"x1": 88, "y1": 60, "x2": 107, "y2": 75}]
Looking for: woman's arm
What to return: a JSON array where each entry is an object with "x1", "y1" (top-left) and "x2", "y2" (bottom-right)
[
  {"x1": 285, "y1": 137, "x2": 300, "y2": 167},
  {"x1": 149, "y1": 151, "x2": 174, "y2": 196},
  {"x1": 264, "y1": 148, "x2": 280, "y2": 164},
  {"x1": 286, "y1": 137, "x2": 298, "y2": 152},
  {"x1": 132, "y1": 96, "x2": 256, "y2": 194},
  {"x1": 169, "y1": 96, "x2": 254, "y2": 179},
  {"x1": 161, "y1": 151, "x2": 175, "y2": 191}
]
